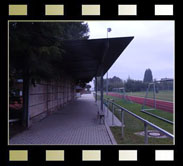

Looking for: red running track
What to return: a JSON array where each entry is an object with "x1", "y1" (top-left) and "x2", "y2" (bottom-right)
[{"x1": 108, "y1": 92, "x2": 173, "y2": 113}]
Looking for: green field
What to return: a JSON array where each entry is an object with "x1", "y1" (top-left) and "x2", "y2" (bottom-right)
[
  {"x1": 103, "y1": 95, "x2": 174, "y2": 145},
  {"x1": 125, "y1": 90, "x2": 173, "y2": 102}
]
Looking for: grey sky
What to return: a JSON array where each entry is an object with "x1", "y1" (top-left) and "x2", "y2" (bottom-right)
[{"x1": 85, "y1": 21, "x2": 174, "y2": 88}]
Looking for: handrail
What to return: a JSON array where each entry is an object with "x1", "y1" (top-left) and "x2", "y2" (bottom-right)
[{"x1": 104, "y1": 98, "x2": 174, "y2": 140}]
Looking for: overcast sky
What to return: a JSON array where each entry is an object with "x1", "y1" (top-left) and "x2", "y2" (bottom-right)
[{"x1": 85, "y1": 21, "x2": 174, "y2": 88}]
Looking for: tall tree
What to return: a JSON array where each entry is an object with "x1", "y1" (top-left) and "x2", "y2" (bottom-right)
[
  {"x1": 143, "y1": 68, "x2": 153, "y2": 83},
  {"x1": 9, "y1": 22, "x2": 90, "y2": 82}
]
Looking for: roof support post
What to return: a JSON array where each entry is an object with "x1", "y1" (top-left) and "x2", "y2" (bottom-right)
[
  {"x1": 100, "y1": 69, "x2": 103, "y2": 112},
  {"x1": 106, "y1": 71, "x2": 108, "y2": 96},
  {"x1": 95, "y1": 77, "x2": 97, "y2": 102},
  {"x1": 22, "y1": 72, "x2": 30, "y2": 128}
]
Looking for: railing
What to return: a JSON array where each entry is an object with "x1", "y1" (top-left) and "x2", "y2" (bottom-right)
[{"x1": 103, "y1": 98, "x2": 174, "y2": 144}]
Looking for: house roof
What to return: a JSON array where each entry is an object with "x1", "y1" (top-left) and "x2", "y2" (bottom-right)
[{"x1": 62, "y1": 37, "x2": 134, "y2": 83}]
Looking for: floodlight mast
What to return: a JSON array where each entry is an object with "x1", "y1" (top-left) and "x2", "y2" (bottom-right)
[{"x1": 106, "y1": 28, "x2": 112, "y2": 96}]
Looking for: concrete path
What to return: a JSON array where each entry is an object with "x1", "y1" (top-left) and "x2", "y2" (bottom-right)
[{"x1": 9, "y1": 94, "x2": 113, "y2": 145}]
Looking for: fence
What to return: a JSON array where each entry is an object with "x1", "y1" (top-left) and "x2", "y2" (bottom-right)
[{"x1": 103, "y1": 98, "x2": 174, "y2": 144}]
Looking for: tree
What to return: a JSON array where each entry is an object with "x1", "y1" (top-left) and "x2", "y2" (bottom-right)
[
  {"x1": 9, "y1": 22, "x2": 90, "y2": 127},
  {"x1": 143, "y1": 68, "x2": 153, "y2": 83},
  {"x1": 9, "y1": 22, "x2": 90, "y2": 82},
  {"x1": 85, "y1": 84, "x2": 91, "y2": 91},
  {"x1": 94, "y1": 76, "x2": 124, "y2": 92},
  {"x1": 94, "y1": 75, "x2": 148, "y2": 93}
]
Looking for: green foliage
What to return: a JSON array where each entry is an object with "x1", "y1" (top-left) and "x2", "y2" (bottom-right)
[
  {"x1": 9, "y1": 22, "x2": 90, "y2": 82},
  {"x1": 94, "y1": 76, "x2": 124, "y2": 91},
  {"x1": 125, "y1": 77, "x2": 147, "y2": 92},
  {"x1": 143, "y1": 68, "x2": 153, "y2": 83},
  {"x1": 94, "y1": 76, "x2": 147, "y2": 92}
]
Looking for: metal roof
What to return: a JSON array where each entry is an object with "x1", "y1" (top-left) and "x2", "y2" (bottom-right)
[{"x1": 62, "y1": 37, "x2": 134, "y2": 82}]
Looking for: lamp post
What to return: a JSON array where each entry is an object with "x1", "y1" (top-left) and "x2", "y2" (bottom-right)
[{"x1": 106, "y1": 28, "x2": 112, "y2": 96}]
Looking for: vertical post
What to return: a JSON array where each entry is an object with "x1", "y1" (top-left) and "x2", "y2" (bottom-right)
[
  {"x1": 112, "y1": 103, "x2": 114, "y2": 125},
  {"x1": 106, "y1": 28, "x2": 111, "y2": 97},
  {"x1": 153, "y1": 83, "x2": 156, "y2": 109},
  {"x1": 101, "y1": 71, "x2": 103, "y2": 112},
  {"x1": 104, "y1": 99, "x2": 106, "y2": 112},
  {"x1": 95, "y1": 77, "x2": 97, "y2": 102},
  {"x1": 107, "y1": 99, "x2": 109, "y2": 117},
  {"x1": 142, "y1": 84, "x2": 150, "y2": 110},
  {"x1": 57, "y1": 80, "x2": 58, "y2": 110},
  {"x1": 106, "y1": 72, "x2": 108, "y2": 96},
  {"x1": 22, "y1": 72, "x2": 30, "y2": 128},
  {"x1": 123, "y1": 88, "x2": 126, "y2": 100},
  {"x1": 121, "y1": 109, "x2": 124, "y2": 138},
  {"x1": 47, "y1": 82, "x2": 49, "y2": 113},
  {"x1": 144, "y1": 122, "x2": 148, "y2": 144}
]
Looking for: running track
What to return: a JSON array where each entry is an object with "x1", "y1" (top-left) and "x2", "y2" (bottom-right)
[{"x1": 108, "y1": 92, "x2": 173, "y2": 113}]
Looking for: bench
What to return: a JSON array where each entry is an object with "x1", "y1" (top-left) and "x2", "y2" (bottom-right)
[
  {"x1": 9, "y1": 119, "x2": 20, "y2": 125},
  {"x1": 97, "y1": 111, "x2": 105, "y2": 124}
]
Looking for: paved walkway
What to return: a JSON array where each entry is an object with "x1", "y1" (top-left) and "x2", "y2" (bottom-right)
[{"x1": 10, "y1": 94, "x2": 113, "y2": 145}]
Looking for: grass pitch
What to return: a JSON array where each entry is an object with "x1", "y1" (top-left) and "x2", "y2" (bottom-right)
[{"x1": 104, "y1": 95, "x2": 174, "y2": 145}]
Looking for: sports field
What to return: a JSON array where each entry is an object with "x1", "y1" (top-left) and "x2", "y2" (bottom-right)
[
  {"x1": 126, "y1": 90, "x2": 173, "y2": 102},
  {"x1": 103, "y1": 94, "x2": 174, "y2": 144},
  {"x1": 108, "y1": 91, "x2": 174, "y2": 113}
]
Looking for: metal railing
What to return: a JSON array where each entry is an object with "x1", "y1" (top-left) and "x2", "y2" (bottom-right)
[{"x1": 103, "y1": 98, "x2": 174, "y2": 144}]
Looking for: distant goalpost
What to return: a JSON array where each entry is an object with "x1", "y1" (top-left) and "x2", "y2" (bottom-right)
[
  {"x1": 113, "y1": 87, "x2": 132, "y2": 103},
  {"x1": 141, "y1": 79, "x2": 174, "y2": 124}
]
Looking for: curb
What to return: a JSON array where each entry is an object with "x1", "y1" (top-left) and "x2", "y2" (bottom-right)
[
  {"x1": 104, "y1": 120, "x2": 117, "y2": 145},
  {"x1": 96, "y1": 100, "x2": 117, "y2": 145}
]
